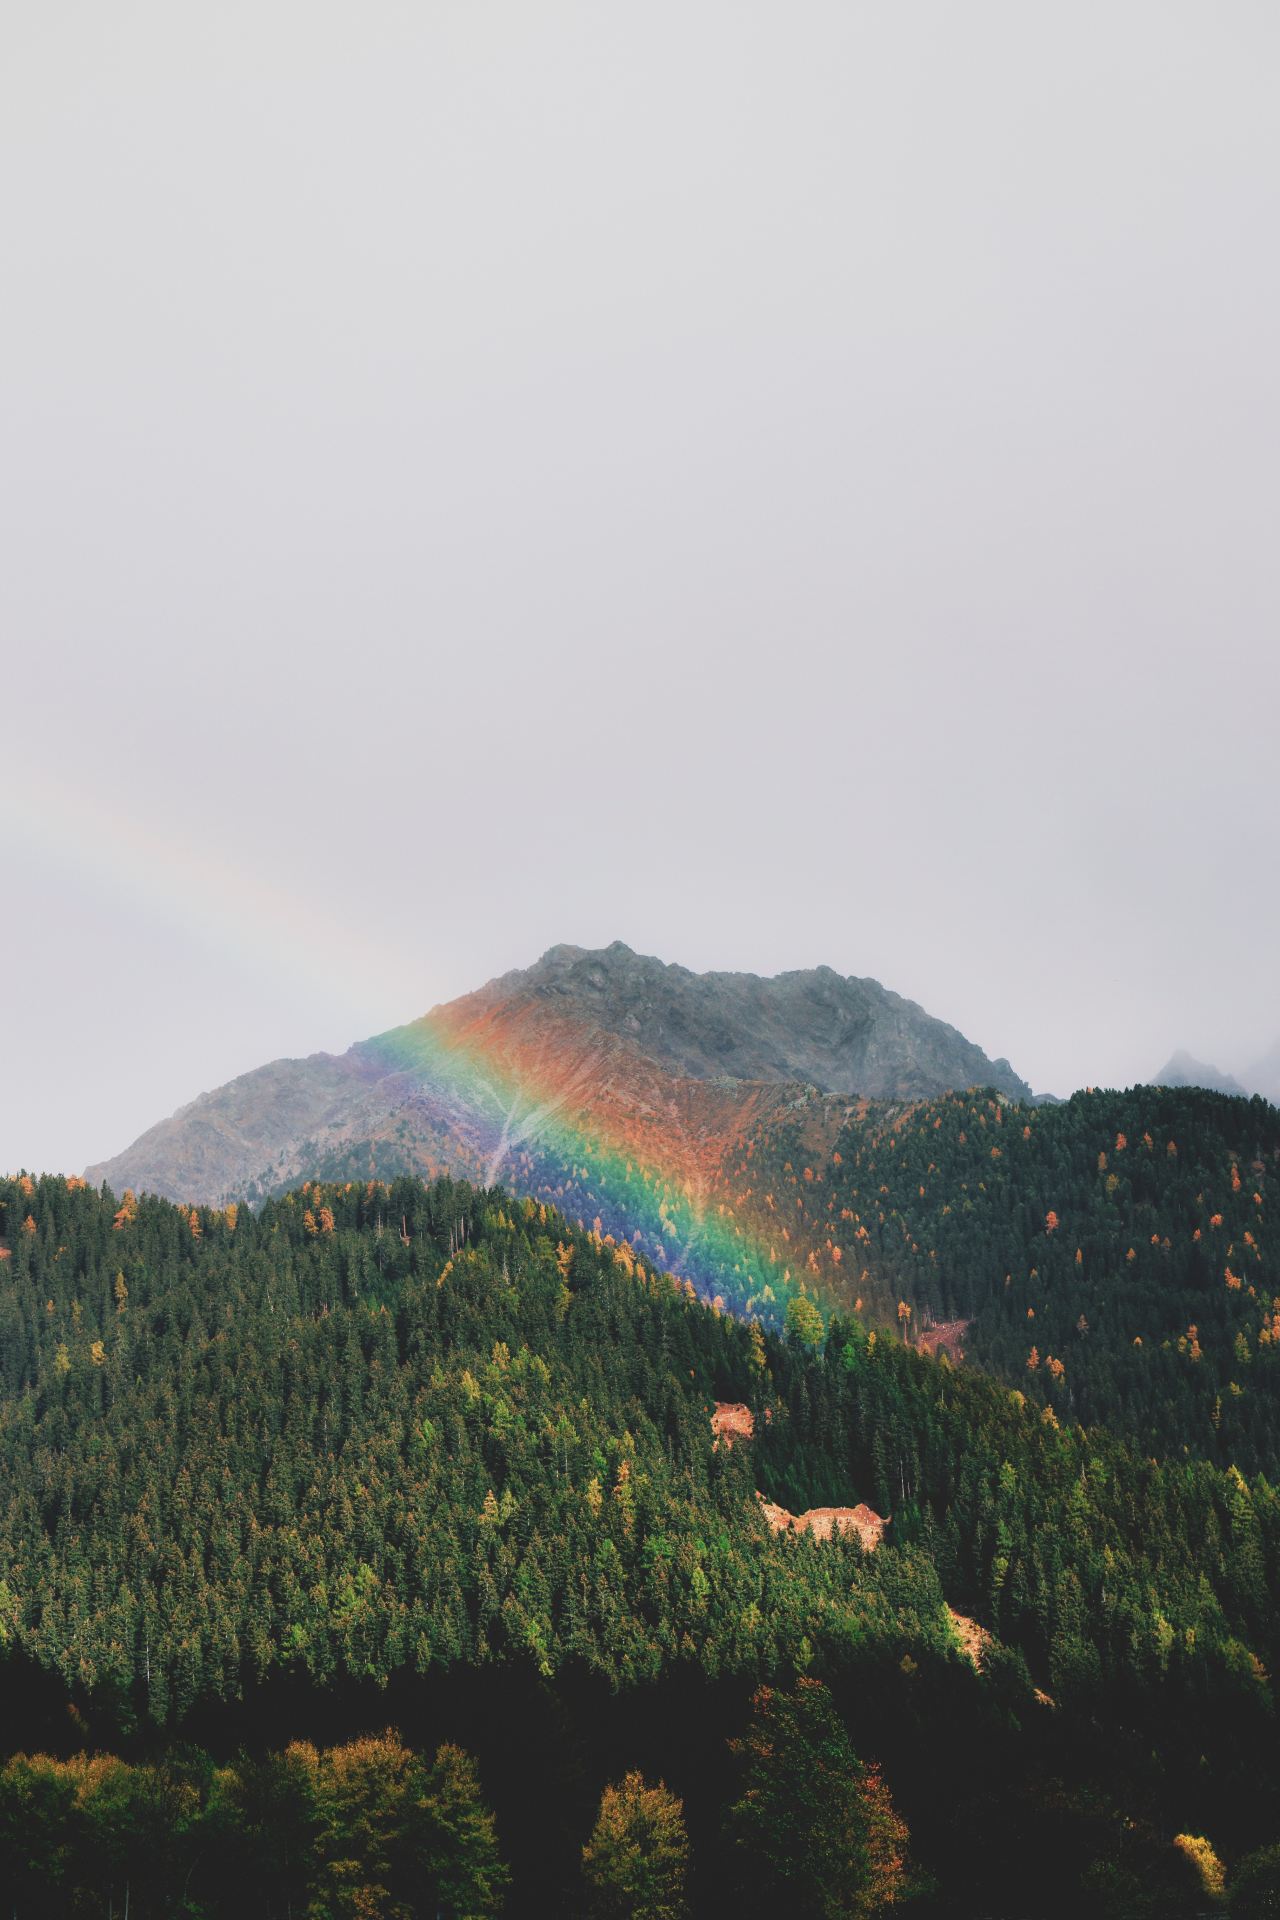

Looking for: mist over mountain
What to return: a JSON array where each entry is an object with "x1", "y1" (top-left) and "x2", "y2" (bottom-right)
[
  {"x1": 85, "y1": 942, "x2": 1033, "y2": 1205},
  {"x1": 1245, "y1": 1038, "x2": 1280, "y2": 1106},
  {"x1": 1153, "y1": 1049, "x2": 1250, "y2": 1097},
  {"x1": 1154, "y1": 1044, "x2": 1280, "y2": 1104}
]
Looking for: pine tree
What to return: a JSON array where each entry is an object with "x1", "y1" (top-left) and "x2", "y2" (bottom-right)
[
  {"x1": 410, "y1": 1742, "x2": 510, "y2": 1920},
  {"x1": 725, "y1": 1678, "x2": 907, "y2": 1917}
]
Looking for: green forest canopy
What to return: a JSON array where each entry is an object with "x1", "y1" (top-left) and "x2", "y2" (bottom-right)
[{"x1": 0, "y1": 1151, "x2": 1277, "y2": 1914}]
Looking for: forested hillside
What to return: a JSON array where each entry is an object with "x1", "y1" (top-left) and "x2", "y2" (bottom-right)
[
  {"x1": 708, "y1": 1085, "x2": 1280, "y2": 1473},
  {"x1": 290, "y1": 1080, "x2": 1280, "y2": 1474},
  {"x1": 80, "y1": 944, "x2": 1280, "y2": 1488},
  {"x1": 1, "y1": 1172, "x2": 1278, "y2": 1913}
]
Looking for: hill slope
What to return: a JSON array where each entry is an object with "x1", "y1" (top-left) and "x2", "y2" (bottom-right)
[
  {"x1": 699, "y1": 1082, "x2": 1280, "y2": 1472},
  {"x1": 239, "y1": 1077, "x2": 1280, "y2": 1474},
  {"x1": 10, "y1": 1162, "x2": 1275, "y2": 1714},
  {"x1": 80, "y1": 950, "x2": 1280, "y2": 1471}
]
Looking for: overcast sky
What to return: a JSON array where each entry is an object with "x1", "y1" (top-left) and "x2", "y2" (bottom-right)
[{"x1": 3, "y1": 2, "x2": 1278, "y2": 1176}]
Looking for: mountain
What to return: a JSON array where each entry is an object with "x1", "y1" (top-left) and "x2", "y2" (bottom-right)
[
  {"x1": 25, "y1": 974, "x2": 1280, "y2": 1911},
  {"x1": 1153, "y1": 1044, "x2": 1280, "y2": 1105},
  {"x1": 1153, "y1": 1048, "x2": 1249, "y2": 1096},
  {"x1": 85, "y1": 941, "x2": 1032, "y2": 1207},
  {"x1": 469, "y1": 941, "x2": 1032, "y2": 1099},
  {"x1": 82, "y1": 936, "x2": 1280, "y2": 1474}
]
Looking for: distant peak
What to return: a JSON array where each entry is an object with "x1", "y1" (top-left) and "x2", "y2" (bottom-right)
[{"x1": 1153, "y1": 1050, "x2": 1247, "y2": 1096}]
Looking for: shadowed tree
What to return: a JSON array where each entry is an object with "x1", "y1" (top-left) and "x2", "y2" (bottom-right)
[
  {"x1": 725, "y1": 1678, "x2": 908, "y2": 1918},
  {"x1": 1231, "y1": 1845, "x2": 1280, "y2": 1919},
  {"x1": 409, "y1": 1742, "x2": 510, "y2": 1920}
]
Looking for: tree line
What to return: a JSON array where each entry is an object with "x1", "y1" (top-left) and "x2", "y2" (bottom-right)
[{"x1": 0, "y1": 1677, "x2": 928, "y2": 1919}]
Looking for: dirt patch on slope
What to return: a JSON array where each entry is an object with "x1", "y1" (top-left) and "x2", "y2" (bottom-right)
[
  {"x1": 710, "y1": 1404, "x2": 886, "y2": 1548},
  {"x1": 917, "y1": 1319, "x2": 970, "y2": 1362},
  {"x1": 945, "y1": 1605, "x2": 991, "y2": 1666},
  {"x1": 712, "y1": 1402, "x2": 755, "y2": 1447},
  {"x1": 945, "y1": 1605, "x2": 1055, "y2": 1704},
  {"x1": 759, "y1": 1495, "x2": 887, "y2": 1552}
]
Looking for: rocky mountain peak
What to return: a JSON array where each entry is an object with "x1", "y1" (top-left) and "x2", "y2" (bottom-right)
[{"x1": 85, "y1": 942, "x2": 1033, "y2": 1204}]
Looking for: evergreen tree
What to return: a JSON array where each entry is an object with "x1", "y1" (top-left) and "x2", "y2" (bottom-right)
[
  {"x1": 725, "y1": 1678, "x2": 906, "y2": 1917},
  {"x1": 411, "y1": 1743, "x2": 510, "y2": 1920}
]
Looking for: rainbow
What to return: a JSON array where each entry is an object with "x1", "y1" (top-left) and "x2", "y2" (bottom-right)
[
  {"x1": 355, "y1": 1009, "x2": 816, "y2": 1329},
  {"x1": 6, "y1": 760, "x2": 429, "y2": 1025},
  {"x1": 11, "y1": 767, "x2": 821, "y2": 1325}
]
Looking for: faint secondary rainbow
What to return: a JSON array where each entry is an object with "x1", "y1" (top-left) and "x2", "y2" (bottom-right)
[{"x1": 5, "y1": 760, "x2": 430, "y2": 1025}]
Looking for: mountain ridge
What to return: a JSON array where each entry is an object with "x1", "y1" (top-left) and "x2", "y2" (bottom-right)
[
  {"x1": 461, "y1": 940, "x2": 1032, "y2": 1098},
  {"x1": 85, "y1": 942, "x2": 1033, "y2": 1205}
]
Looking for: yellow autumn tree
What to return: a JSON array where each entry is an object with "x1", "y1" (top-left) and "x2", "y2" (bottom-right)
[
  {"x1": 1173, "y1": 1832, "x2": 1225, "y2": 1904},
  {"x1": 582, "y1": 1771, "x2": 689, "y2": 1920}
]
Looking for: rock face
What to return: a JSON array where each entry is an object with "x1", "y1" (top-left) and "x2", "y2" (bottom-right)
[
  {"x1": 81, "y1": 1053, "x2": 362, "y2": 1206},
  {"x1": 473, "y1": 942, "x2": 1031, "y2": 1101},
  {"x1": 86, "y1": 941, "x2": 1032, "y2": 1205}
]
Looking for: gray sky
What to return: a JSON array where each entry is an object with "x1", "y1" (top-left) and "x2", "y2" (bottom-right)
[{"x1": 3, "y1": 1, "x2": 1278, "y2": 1176}]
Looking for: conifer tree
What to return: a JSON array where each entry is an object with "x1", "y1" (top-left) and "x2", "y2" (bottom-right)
[
  {"x1": 411, "y1": 1742, "x2": 510, "y2": 1920},
  {"x1": 725, "y1": 1678, "x2": 908, "y2": 1917}
]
